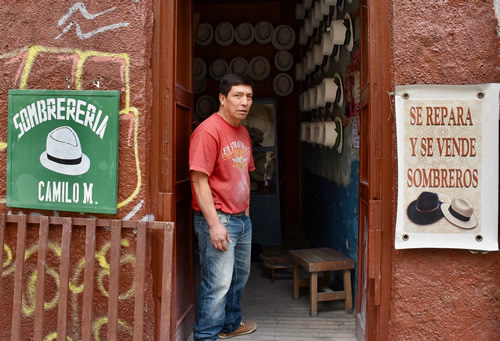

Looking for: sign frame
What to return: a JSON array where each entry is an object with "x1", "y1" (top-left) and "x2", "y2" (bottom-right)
[
  {"x1": 7, "y1": 89, "x2": 120, "y2": 214},
  {"x1": 395, "y1": 84, "x2": 499, "y2": 251}
]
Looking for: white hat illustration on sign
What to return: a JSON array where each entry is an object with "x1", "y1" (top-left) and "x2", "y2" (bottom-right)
[
  {"x1": 235, "y1": 22, "x2": 255, "y2": 45},
  {"x1": 40, "y1": 126, "x2": 90, "y2": 176},
  {"x1": 215, "y1": 22, "x2": 235, "y2": 46},
  {"x1": 254, "y1": 21, "x2": 274, "y2": 44},
  {"x1": 196, "y1": 23, "x2": 214, "y2": 46},
  {"x1": 328, "y1": 13, "x2": 353, "y2": 51},
  {"x1": 441, "y1": 198, "x2": 478, "y2": 229}
]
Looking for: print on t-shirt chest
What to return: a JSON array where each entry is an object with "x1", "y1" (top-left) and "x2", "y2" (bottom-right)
[{"x1": 221, "y1": 140, "x2": 251, "y2": 170}]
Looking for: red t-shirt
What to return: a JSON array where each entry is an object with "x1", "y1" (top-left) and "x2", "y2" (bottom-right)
[{"x1": 189, "y1": 113, "x2": 255, "y2": 214}]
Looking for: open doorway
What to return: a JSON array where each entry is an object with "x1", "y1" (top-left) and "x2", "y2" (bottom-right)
[{"x1": 190, "y1": 0, "x2": 362, "y2": 339}]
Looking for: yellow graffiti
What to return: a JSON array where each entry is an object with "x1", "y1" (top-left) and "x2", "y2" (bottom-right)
[
  {"x1": 22, "y1": 267, "x2": 60, "y2": 317},
  {"x1": 2, "y1": 243, "x2": 12, "y2": 269},
  {"x1": 2, "y1": 237, "x2": 137, "y2": 327},
  {"x1": 0, "y1": 45, "x2": 143, "y2": 209},
  {"x1": 43, "y1": 332, "x2": 74, "y2": 341},
  {"x1": 92, "y1": 317, "x2": 133, "y2": 341}
]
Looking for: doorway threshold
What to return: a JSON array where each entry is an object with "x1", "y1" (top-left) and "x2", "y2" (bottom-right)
[{"x1": 188, "y1": 262, "x2": 356, "y2": 341}]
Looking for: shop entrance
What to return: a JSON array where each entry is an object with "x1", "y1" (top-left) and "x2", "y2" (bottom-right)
[{"x1": 151, "y1": 0, "x2": 393, "y2": 340}]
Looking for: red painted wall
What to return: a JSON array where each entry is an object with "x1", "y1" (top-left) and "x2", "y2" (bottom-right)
[
  {"x1": 0, "y1": 1, "x2": 155, "y2": 339},
  {"x1": 390, "y1": 1, "x2": 499, "y2": 340}
]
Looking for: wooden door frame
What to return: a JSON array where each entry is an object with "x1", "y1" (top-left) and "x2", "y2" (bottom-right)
[
  {"x1": 356, "y1": 0, "x2": 393, "y2": 340},
  {"x1": 150, "y1": 0, "x2": 178, "y2": 339}
]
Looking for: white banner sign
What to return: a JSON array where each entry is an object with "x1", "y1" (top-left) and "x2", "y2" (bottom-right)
[{"x1": 395, "y1": 84, "x2": 499, "y2": 250}]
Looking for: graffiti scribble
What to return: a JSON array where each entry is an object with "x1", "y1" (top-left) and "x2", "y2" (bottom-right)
[{"x1": 55, "y1": 2, "x2": 129, "y2": 40}]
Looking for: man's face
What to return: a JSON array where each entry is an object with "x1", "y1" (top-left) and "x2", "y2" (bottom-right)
[{"x1": 219, "y1": 84, "x2": 253, "y2": 125}]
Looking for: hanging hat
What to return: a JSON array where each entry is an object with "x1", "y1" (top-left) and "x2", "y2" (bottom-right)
[
  {"x1": 319, "y1": 0, "x2": 331, "y2": 15},
  {"x1": 196, "y1": 23, "x2": 214, "y2": 46},
  {"x1": 312, "y1": 3, "x2": 324, "y2": 21},
  {"x1": 303, "y1": 0, "x2": 313, "y2": 9},
  {"x1": 304, "y1": 51, "x2": 314, "y2": 74},
  {"x1": 254, "y1": 21, "x2": 274, "y2": 44},
  {"x1": 299, "y1": 26, "x2": 307, "y2": 45},
  {"x1": 300, "y1": 122, "x2": 308, "y2": 141},
  {"x1": 322, "y1": 117, "x2": 342, "y2": 152},
  {"x1": 196, "y1": 95, "x2": 218, "y2": 120},
  {"x1": 308, "y1": 87, "x2": 318, "y2": 110},
  {"x1": 193, "y1": 78, "x2": 206, "y2": 94},
  {"x1": 40, "y1": 126, "x2": 90, "y2": 176},
  {"x1": 295, "y1": 62, "x2": 306, "y2": 81},
  {"x1": 215, "y1": 22, "x2": 235, "y2": 46},
  {"x1": 441, "y1": 198, "x2": 478, "y2": 229},
  {"x1": 333, "y1": 43, "x2": 341, "y2": 62},
  {"x1": 322, "y1": 73, "x2": 343, "y2": 107},
  {"x1": 338, "y1": 0, "x2": 345, "y2": 12},
  {"x1": 229, "y1": 57, "x2": 248, "y2": 75},
  {"x1": 315, "y1": 84, "x2": 326, "y2": 108},
  {"x1": 272, "y1": 25, "x2": 296, "y2": 50},
  {"x1": 235, "y1": 22, "x2": 255, "y2": 45},
  {"x1": 304, "y1": 17, "x2": 314, "y2": 37},
  {"x1": 296, "y1": 3, "x2": 306, "y2": 19},
  {"x1": 209, "y1": 58, "x2": 228, "y2": 80},
  {"x1": 313, "y1": 120, "x2": 326, "y2": 145},
  {"x1": 321, "y1": 32, "x2": 334, "y2": 56},
  {"x1": 328, "y1": 13, "x2": 353, "y2": 51},
  {"x1": 275, "y1": 51, "x2": 294, "y2": 71},
  {"x1": 303, "y1": 91, "x2": 311, "y2": 111},
  {"x1": 273, "y1": 73, "x2": 294, "y2": 96},
  {"x1": 248, "y1": 56, "x2": 270, "y2": 80},
  {"x1": 407, "y1": 192, "x2": 444, "y2": 225},
  {"x1": 193, "y1": 57, "x2": 207, "y2": 80},
  {"x1": 322, "y1": 55, "x2": 331, "y2": 73},
  {"x1": 312, "y1": 43, "x2": 324, "y2": 66}
]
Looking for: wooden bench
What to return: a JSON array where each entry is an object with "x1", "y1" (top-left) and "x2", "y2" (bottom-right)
[{"x1": 289, "y1": 248, "x2": 354, "y2": 317}]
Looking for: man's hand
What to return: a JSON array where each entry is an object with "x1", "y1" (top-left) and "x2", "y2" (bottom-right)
[{"x1": 209, "y1": 222, "x2": 232, "y2": 252}]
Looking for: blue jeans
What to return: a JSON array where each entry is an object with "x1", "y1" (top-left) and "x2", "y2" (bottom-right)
[{"x1": 193, "y1": 210, "x2": 252, "y2": 341}]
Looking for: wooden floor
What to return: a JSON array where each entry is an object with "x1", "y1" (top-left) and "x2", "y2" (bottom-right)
[{"x1": 188, "y1": 262, "x2": 357, "y2": 341}]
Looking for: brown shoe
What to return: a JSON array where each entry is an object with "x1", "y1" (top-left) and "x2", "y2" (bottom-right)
[{"x1": 218, "y1": 321, "x2": 257, "y2": 339}]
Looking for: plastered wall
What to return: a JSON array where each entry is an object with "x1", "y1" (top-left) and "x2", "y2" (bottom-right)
[
  {"x1": 0, "y1": 1, "x2": 155, "y2": 339},
  {"x1": 390, "y1": 0, "x2": 500, "y2": 339}
]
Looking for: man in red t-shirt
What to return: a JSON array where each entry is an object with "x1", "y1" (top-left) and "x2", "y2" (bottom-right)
[{"x1": 190, "y1": 74, "x2": 257, "y2": 340}]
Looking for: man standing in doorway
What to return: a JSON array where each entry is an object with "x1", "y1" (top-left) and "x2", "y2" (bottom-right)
[{"x1": 190, "y1": 73, "x2": 257, "y2": 340}]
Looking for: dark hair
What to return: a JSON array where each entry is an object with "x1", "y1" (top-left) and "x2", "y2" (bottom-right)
[{"x1": 219, "y1": 73, "x2": 254, "y2": 96}]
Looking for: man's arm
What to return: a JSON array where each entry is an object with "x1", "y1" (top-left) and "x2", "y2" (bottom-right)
[{"x1": 191, "y1": 170, "x2": 232, "y2": 251}]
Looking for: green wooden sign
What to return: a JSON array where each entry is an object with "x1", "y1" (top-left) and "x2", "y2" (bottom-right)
[{"x1": 7, "y1": 90, "x2": 120, "y2": 214}]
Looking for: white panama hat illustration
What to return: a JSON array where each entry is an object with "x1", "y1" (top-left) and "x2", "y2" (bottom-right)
[{"x1": 40, "y1": 126, "x2": 90, "y2": 176}]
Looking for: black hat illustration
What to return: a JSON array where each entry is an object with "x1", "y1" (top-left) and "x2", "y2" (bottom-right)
[
  {"x1": 40, "y1": 126, "x2": 90, "y2": 176},
  {"x1": 407, "y1": 191, "x2": 444, "y2": 225},
  {"x1": 441, "y1": 198, "x2": 478, "y2": 229}
]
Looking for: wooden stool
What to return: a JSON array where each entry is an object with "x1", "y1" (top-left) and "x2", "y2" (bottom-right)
[{"x1": 289, "y1": 248, "x2": 354, "y2": 317}]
